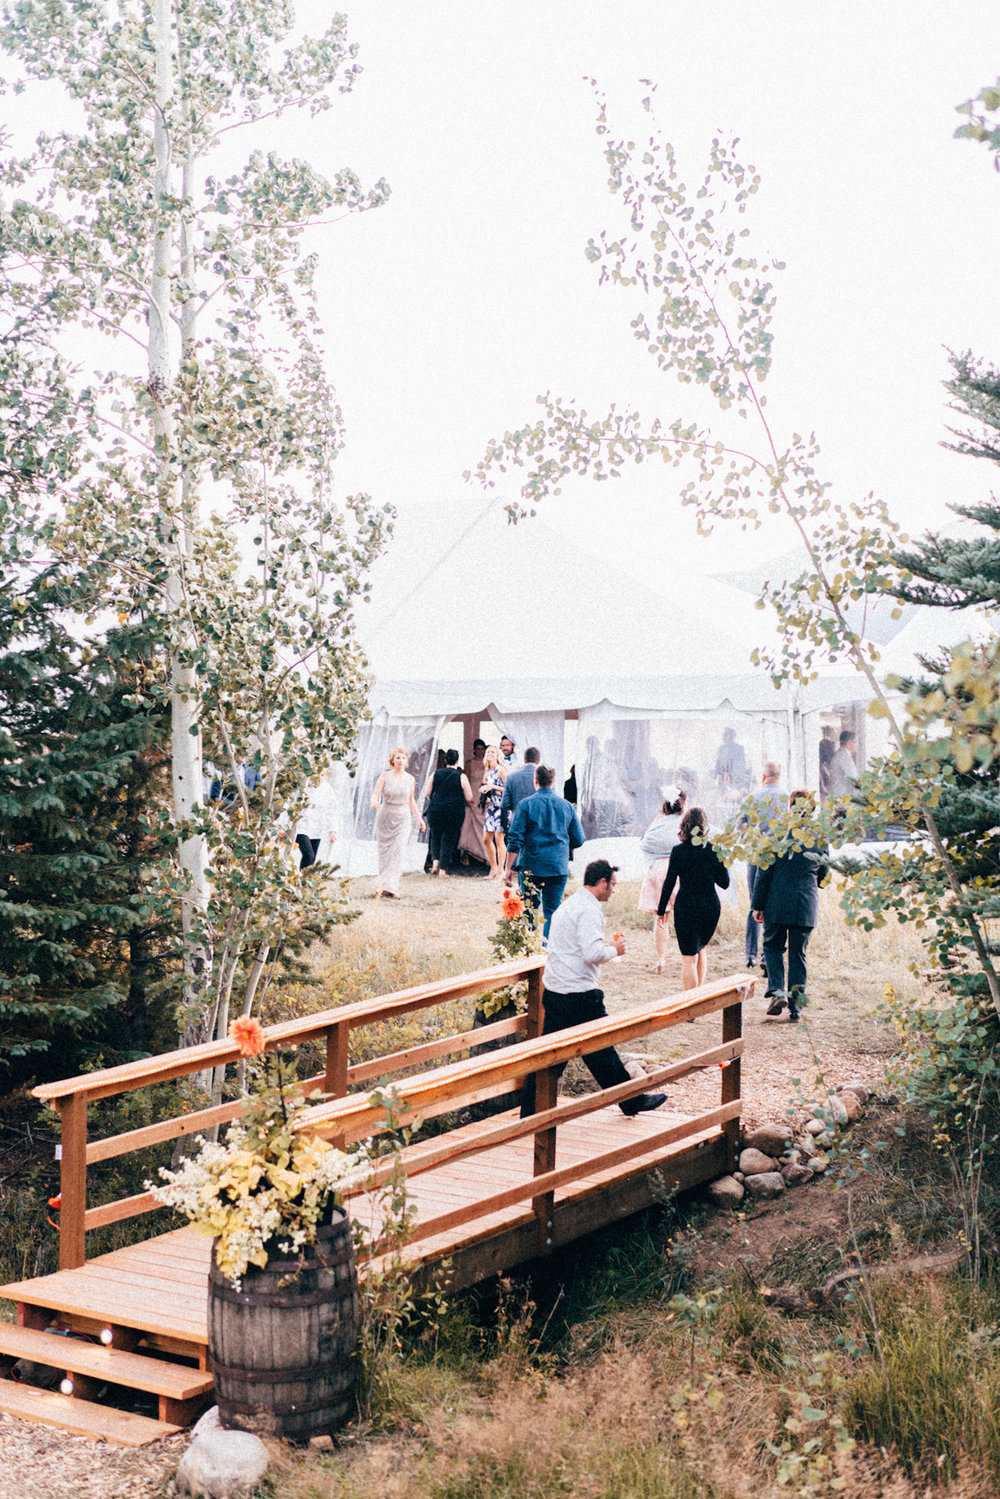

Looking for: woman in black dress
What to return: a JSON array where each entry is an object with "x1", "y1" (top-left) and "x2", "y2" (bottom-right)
[
  {"x1": 656, "y1": 806, "x2": 730, "y2": 989},
  {"x1": 423, "y1": 748, "x2": 472, "y2": 876}
]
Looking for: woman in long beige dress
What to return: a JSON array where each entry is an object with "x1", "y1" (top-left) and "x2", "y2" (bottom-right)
[
  {"x1": 458, "y1": 738, "x2": 488, "y2": 865},
  {"x1": 371, "y1": 748, "x2": 424, "y2": 897}
]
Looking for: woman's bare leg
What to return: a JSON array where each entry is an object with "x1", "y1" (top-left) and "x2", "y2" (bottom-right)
[
  {"x1": 654, "y1": 920, "x2": 669, "y2": 972},
  {"x1": 695, "y1": 949, "x2": 708, "y2": 985},
  {"x1": 681, "y1": 954, "x2": 699, "y2": 990},
  {"x1": 484, "y1": 831, "x2": 498, "y2": 878},
  {"x1": 495, "y1": 830, "x2": 507, "y2": 874}
]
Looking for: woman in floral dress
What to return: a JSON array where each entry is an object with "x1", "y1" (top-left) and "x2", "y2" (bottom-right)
[{"x1": 481, "y1": 745, "x2": 508, "y2": 880}]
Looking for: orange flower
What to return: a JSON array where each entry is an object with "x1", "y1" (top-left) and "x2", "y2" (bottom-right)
[
  {"x1": 501, "y1": 888, "x2": 524, "y2": 920},
  {"x1": 47, "y1": 1194, "x2": 61, "y2": 1210},
  {"x1": 230, "y1": 1015, "x2": 265, "y2": 1057},
  {"x1": 612, "y1": 931, "x2": 624, "y2": 943}
]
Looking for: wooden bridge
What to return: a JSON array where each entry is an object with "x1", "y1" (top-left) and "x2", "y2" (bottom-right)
[{"x1": 0, "y1": 959, "x2": 751, "y2": 1445}]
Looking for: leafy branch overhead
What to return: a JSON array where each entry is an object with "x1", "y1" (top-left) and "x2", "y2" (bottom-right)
[{"x1": 469, "y1": 84, "x2": 905, "y2": 690}]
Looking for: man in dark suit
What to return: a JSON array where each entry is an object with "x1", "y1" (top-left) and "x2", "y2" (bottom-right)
[
  {"x1": 500, "y1": 745, "x2": 540, "y2": 837},
  {"x1": 752, "y1": 790, "x2": 828, "y2": 1022}
]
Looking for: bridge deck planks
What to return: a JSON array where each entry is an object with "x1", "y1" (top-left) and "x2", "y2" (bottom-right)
[{"x1": 1, "y1": 1102, "x2": 721, "y2": 1347}]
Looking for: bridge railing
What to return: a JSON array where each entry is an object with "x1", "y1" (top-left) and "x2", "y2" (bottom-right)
[
  {"x1": 299, "y1": 973, "x2": 749, "y2": 1258},
  {"x1": 33, "y1": 957, "x2": 545, "y2": 1270}
]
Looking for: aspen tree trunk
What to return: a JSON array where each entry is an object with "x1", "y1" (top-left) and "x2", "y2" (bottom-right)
[{"x1": 150, "y1": 0, "x2": 212, "y2": 1036}]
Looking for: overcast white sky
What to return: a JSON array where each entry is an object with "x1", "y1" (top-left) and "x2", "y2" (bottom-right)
[
  {"x1": 278, "y1": 0, "x2": 1000, "y2": 586},
  {"x1": 5, "y1": 2, "x2": 998, "y2": 630}
]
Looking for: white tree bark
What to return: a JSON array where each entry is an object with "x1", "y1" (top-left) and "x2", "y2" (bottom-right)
[{"x1": 150, "y1": 0, "x2": 211, "y2": 1028}]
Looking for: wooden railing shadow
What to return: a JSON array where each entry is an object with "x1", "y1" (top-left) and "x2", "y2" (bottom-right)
[{"x1": 33, "y1": 959, "x2": 749, "y2": 1274}]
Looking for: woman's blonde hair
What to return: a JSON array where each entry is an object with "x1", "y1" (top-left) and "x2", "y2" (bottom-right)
[
  {"x1": 387, "y1": 746, "x2": 408, "y2": 768},
  {"x1": 484, "y1": 745, "x2": 507, "y2": 778}
]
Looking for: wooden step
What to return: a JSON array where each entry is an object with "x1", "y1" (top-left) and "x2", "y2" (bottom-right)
[
  {"x1": 0, "y1": 1377, "x2": 183, "y2": 1446},
  {"x1": 0, "y1": 1325, "x2": 212, "y2": 1401}
]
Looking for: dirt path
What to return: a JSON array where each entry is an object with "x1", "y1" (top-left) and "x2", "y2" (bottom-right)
[{"x1": 343, "y1": 866, "x2": 905, "y2": 1131}]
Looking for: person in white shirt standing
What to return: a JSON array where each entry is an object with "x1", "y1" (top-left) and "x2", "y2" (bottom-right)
[{"x1": 519, "y1": 859, "x2": 667, "y2": 1118}]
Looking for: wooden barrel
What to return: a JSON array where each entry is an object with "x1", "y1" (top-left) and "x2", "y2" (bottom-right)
[{"x1": 208, "y1": 1205, "x2": 359, "y2": 1441}]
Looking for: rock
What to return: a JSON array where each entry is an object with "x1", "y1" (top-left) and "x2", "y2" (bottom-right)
[
  {"x1": 739, "y1": 1147, "x2": 778, "y2": 1175},
  {"x1": 734, "y1": 1171, "x2": 745, "y2": 1184},
  {"x1": 175, "y1": 1431, "x2": 270, "y2": 1499},
  {"x1": 624, "y1": 1059, "x2": 648, "y2": 1081},
  {"x1": 826, "y1": 1096, "x2": 850, "y2": 1127},
  {"x1": 839, "y1": 1090, "x2": 864, "y2": 1122},
  {"x1": 783, "y1": 1148, "x2": 802, "y2": 1165},
  {"x1": 838, "y1": 1079, "x2": 870, "y2": 1105},
  {"x1": 743, "y1": 1123, "x2": 794, "y2": 1156},
  {"x1": 781, "y1": 1162, "x2": 814, "y2": 1186},
  {"x1": 309, "y1": 1434, "x2": 335, "y2": 1452},
  {"x1": 743, "y1": 1171, "x2": 785, "y2": 1198},
  {"x1": 190, "y1": 1406, "x2": 221, "y2": 1439},
  {"x1": 810, "y1": 1152, "x2": 830, "y2": 1173},
  {"x1": 812, "y1": 1096, "x2": 849, "y2": 1128},
  {"x1": 796, "y1": 1135, "x2": 817, "y2": 1158},
  {"x1": 707, "y1": 1175, "x2": 745, "y2": 1207}
]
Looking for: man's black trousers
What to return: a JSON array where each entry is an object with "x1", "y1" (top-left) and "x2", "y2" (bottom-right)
[{"x1": 519, "y1": 987, "x2": 630, "y2": 1117}]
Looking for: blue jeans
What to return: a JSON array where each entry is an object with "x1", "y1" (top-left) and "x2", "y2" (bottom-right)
[
  {"x1": 518, "y1": 871, "x2": 568, "y2": 939},
  {"x1": 745, "y1": 865, "x2": 761, "y2": 963}
]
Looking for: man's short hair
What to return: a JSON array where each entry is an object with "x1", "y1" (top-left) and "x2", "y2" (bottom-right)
[
  {"x1": 584, "y1": 858, "x2": 618, "y2": 887},
  {"x1": 524, "y1": 746, "x2": 540, "y2": 763},
  {"x1": 763, "y1": 761, "x2": 781, "y2": 781},
  {"x1": 839, "y1": 730, "x2": 855, "y2": 747},
  {"x1": 535, "y1": 764, "x2": 555, "y2": 787}
]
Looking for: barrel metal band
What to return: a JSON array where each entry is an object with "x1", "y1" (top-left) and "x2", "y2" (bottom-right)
[{"x1": 210, "y1": 1353, "x2": 355, "y2": 1385}]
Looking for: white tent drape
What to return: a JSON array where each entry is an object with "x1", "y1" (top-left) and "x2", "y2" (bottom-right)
[{"x1": 486, "y1": 706, "x2": 565, "y2": 783}]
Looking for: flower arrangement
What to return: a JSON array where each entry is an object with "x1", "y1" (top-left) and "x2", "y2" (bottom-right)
[
  {"x1": 477, "y1": 883, "x2": 544, "y2": 1020},
  {"x1": 150, "y1": 1017, "x2": 367, "y2": 1285}
]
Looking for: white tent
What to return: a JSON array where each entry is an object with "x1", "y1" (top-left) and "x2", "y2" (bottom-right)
[{"x1": 329, "y1": 499, "x2": 990, "y2": 878}]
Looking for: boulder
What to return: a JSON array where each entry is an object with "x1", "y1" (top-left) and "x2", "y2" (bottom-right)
[
  {"x1": 804, "y1": 1119, "x2": 827, "y2": 1137},
  {"x1": 781, "y1": 1162, "x2": 814, "y2": 1187},
  {"x1": 810, "y1": 1152, "x2": 830, "y2": 1173},
  {"x1": 734, "y1": 1171, "x2": 745, "y2": 1184},
  {"x1": 739, "y1": 1147, "x2": 778, "y2": 1175},
  {"x1": 796, "y1": 1135, "x2": 817, "y2": 1159},
  {"x1": 837, "y1": 1079, "x2": 870, "y2": 1105},
  {"x1": 623, "y1": 1059, "x2": 648, "y2": 1081},
  {"x1": 743, "y1": 1171, "x2": 785, "y2": 1199},
  {"x1": 812, "y1": 1096, "x2": 849, "y2": 1129},
  {"x1": 839, "y1": 1090, "x2": 864, "y2": 1122},
  {"x1": 175, "y1": 1431, "x2": 270, "y2": 1499},
  {"x1": 707, "y1": 1175, "x2": 745, "y2": 1207},
  {"x1": 190, "y1": 1406, "x2": 221, "y2": 1439},
  {"x1": 743, "y1": 1123, "x2": 794, "y2": 1156}
]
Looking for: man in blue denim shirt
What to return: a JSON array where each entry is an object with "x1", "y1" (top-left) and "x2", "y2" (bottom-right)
[{"x1": 503, "y1": 765, "x2": 585, "y2": 936}]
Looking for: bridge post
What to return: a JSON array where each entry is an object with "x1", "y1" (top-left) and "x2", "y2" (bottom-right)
[
  {"x1": 720, "y1": 994, "x2": 742, "y2": 1170},
  {"x1": 58, "y1": 1093, "x2": 88, "y2": 1270},
  {"x1": 525, "y1": 967, "x2": 543, "y2": 1039},
  {"x1": 323, "y1": 1021, "x2": 350, "y2": 1148},
  {"x1": 531, "y1": 1066, "x2": 558, "y2": 1255}
]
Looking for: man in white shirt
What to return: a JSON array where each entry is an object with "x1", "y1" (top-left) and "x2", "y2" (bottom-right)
[{"x1": 519, "y1": 859, "x2": 666, "y2": 1118}]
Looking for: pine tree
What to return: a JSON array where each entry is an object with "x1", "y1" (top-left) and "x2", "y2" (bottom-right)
[
  {"x1": 892, "y1": 350, "x2": 1000, "y2": 609},
  {"x1": 0, "y1": 570, "x2": 171, "y2": 1085}
]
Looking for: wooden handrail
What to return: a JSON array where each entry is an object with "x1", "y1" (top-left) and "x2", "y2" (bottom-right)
[
  {"x1": 35, "y1": 959, "x2": 747, "y2": 1273},
  {"x1": 33, "y1": 956, "x2": 546, "y2": 1105},
  {"x1": 37, "y1": 956, "x2": 546, "y2": 1270},
  {"x1": 295, "y1": 976, "x2": 752, "y2": 1144}
]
